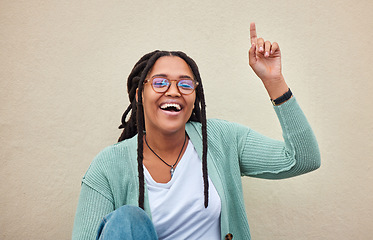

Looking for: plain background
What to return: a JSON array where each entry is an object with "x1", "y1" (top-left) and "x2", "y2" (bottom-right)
[{"x1": 1, "y1": 1, "x2": 372, "y2": 239}]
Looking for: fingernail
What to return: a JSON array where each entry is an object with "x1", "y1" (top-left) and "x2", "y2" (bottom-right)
[
  {"x1": 259, "y1": 47, "x2": 263, "y2": 52},
  {"x1": 265, "y1": 52, "x2": 269, "y2": 57}
]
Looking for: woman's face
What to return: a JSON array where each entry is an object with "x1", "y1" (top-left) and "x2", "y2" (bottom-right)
[{"x1": 141, "y1": 56, "x2": 196, "y2": 136}]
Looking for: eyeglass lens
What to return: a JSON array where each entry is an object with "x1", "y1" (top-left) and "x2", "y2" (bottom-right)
[{"x1": 152, "y1": 77, "x2": 196, "y2": 94}]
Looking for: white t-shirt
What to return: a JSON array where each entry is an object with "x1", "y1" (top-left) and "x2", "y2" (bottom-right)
[{"x1": 144, "y1": 140, "x2": 221, "y2": 240}]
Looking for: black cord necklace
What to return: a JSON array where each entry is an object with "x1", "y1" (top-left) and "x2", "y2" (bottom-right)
[{"x1": 144, "y1": 133, "x2": 187, "y2": 178}]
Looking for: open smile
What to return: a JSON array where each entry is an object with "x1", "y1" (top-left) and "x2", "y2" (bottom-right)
[
  {"x1": 160, "y1": 102, "x2": 182, "y2": 112},
  {"x1": 159, "y1": 102, "x2": 183, "y2": 116}
]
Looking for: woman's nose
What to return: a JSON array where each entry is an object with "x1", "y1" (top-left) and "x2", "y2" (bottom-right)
[{"x1": 165, "y1": 81, "x2": 181, "y2": 97}]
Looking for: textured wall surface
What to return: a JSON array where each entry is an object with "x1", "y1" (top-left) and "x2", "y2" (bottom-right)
[{"x1": 1, "y1": 1, "x2": 372, "y2": 239}]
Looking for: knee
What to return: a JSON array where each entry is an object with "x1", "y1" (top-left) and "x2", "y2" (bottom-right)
[
  {"x1": 97, "y1": 205, "x2": 157, "y2": 240},
  {"x1": 111, "y1": 205, "x2": 151, "y2": 224},
  {"x1": 117, "y1": 205, "x2": 147, "y2": 217}
]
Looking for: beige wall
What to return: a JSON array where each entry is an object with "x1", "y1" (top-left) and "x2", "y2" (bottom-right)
[{"x1": 1, "y1": 1, "x2": 372, "y2": 239}]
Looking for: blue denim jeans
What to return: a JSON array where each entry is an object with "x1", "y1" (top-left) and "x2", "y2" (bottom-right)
[{"x1": 96, "y1": 205, "x2": 158, "y2": 240}]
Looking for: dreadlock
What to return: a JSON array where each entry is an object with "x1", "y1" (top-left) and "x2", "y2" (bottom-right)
[{"x1": 118, "y1": 50, "x2": 209, "y2": 209}]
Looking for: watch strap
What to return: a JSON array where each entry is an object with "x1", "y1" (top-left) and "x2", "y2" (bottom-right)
[{"x1": 271, "y1": 88, "x2": 292, "y2": 106}]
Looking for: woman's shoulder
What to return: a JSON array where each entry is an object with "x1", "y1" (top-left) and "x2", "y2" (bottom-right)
[
  {"x1": 96, "y1": 135, "x2": 136, "y2": 160},
  {"x1": 83, "y1": 135, "x2": 138, "y2": 178}
]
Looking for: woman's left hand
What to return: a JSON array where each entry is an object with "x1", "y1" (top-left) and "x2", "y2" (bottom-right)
[{"x1": 248, "y1": 22, "x2": 289, "y2": 99}]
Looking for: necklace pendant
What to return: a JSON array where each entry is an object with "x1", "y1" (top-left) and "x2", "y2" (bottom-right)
[{"x1": 170, "y1": 167, "x2": 174, "y2": 178}]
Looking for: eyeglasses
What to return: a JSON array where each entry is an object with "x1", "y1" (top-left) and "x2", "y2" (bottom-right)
[{"x1": 144, "y1": 76, "x2": 199, "y2": 95}]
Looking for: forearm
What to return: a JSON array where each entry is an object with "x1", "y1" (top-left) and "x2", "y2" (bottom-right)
[
  {"x1": 254, "y1": 97, "x2": 320, "y2": 179},
  {"x1": 263, "y1": 75, "x2": 289, "y2": 101},
  {"x1": 239, "y1": 96, "x2": 320, "y2": 179}
]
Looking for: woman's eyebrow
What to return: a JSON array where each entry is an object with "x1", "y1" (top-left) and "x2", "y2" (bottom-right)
[
  {"x1": 151, "y1": 74, "x2": 193, "y2": 79},
  {"x1": 151, "y1": 74, "x2": 168, "y2": 78},
  {"x1": 179, "y1": 75, "x2": 193, "y2": 79}
]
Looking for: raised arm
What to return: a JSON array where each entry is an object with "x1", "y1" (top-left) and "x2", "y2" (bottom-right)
[{"x1": 239, "y1": 23, "x2": 320, "y2": 178}]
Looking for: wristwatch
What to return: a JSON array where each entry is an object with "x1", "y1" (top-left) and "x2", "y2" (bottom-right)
[{"x1": 271, "y1": 88, "x2": 292, "y2": 106}]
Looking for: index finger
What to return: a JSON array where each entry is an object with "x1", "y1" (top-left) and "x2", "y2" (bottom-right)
[{"x1": 250, "y1": 22, "x2": 257, "y2": 45}]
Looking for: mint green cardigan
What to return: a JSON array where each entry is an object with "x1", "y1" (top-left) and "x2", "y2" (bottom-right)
[{"x1": 73, "y1": 98, "x2": 321, "y2": 240}]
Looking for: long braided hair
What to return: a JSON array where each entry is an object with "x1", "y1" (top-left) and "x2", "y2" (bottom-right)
[{"x1": 118, "y1": 50, "x2": 209, "y2": 209}]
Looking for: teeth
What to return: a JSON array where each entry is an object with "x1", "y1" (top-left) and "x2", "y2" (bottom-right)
[{"x1": 160, "y1": 103, "x2": 181, "y2": 110}]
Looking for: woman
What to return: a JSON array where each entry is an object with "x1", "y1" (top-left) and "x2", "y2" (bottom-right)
[{"x1": 72, "y1": 23, "x2": 321, "y2": 240}]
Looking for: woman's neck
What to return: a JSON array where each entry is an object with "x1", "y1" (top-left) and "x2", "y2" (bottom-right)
[{"x1": 144, "y1": 129, "x2": 187, "y2": 154}]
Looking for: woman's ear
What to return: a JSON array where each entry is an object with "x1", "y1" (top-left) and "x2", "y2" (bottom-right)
[{"x1": 136, "y1": 88, "x2": 139, "y2": 102}]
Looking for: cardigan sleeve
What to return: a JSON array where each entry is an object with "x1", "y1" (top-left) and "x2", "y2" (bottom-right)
[
  {"x1": 72, "y1": 183, "x2": 114, "y2": 240},
  {"x1": 72, "y1": 138, "x2": 142, "y2": 240},
  {"x1": 239, "y1": 97, "x2": 321, "y2": 179},
  {"x1": 72, "y1": 148, "x2": 116, "y2": 240}
]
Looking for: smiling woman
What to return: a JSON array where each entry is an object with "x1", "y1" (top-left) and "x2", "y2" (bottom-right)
[
  {"x1": 72, "y1": 23, "x2": 321, "y2": 240},
  {"x1": 141, "y1": 56, "x2": 197, "y2": 138}
]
